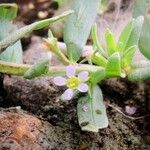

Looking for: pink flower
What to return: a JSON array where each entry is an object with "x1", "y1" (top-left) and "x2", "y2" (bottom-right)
[{"x1": 53, "y1": 65, "x2": 89, "y2": 100}]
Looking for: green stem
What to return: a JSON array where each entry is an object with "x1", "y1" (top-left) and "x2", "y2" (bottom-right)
[{"x1": 0, "y1": 60, "x2": 104, "y2": 77}]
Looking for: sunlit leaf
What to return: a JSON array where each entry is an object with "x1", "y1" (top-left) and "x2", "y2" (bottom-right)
[
  {"x1": 121, "y1": 45, "x2": 136, "y2": 68},
  {"x1": 105, "y1": 28, "x2": 116, "y2": 56},
  {"x1": 90, "y1": 67, "x2": 106, "y2": 84},
  {"x1": 106, "y1": 52, "x2": 121, "y2": 77},
  {"x1": 77, "y1": 85, "x2": 108, "y2": 132}
]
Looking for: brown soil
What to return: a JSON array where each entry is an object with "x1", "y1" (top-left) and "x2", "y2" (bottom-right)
[{"x1": 0, "y1": 0, "x2": 150, "y2": 150}]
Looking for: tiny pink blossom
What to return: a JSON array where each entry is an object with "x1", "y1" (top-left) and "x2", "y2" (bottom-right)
[{"x1": 53, "y1": 65, "x2": 89, "y2": 101}]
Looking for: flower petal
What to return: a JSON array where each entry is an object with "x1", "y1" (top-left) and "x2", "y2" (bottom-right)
[
  {"x1": 61, "y1": 89, "x2": 74, "y2": 101},
  {"x1": 66, "y1": 65, "x2": 76, "y2": 77},
  {"x1": 78, "y1": 83, "x2": 88, "y2": 93},
  {"x1": 78, "y1": 71, "x2": 89, "y2": 81},
  {"x1": 53, "y1": 76, "x2": 66, "y2": 86}
]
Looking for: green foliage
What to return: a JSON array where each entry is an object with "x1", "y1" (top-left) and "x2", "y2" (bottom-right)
[
  {"x1": 24, "y1": 59, "x2": 49, "y2": 79},
  {"x1": 64, "y1": 0, "x2": 100, "y2": 62},
  {"x1": 77, "y1": 85, "x2": 108, "y2": 132},
  {"x1": 121, "y1": 45, "x2": 136, "y2": 68},
  {"x1": 90, "y1": 68, "x2": 106, "y2": 85},
  {"x1": 91, "y1": 23, "x2": 106, "y2": 57},
  {"x1": 116, "y1": 16, "x2": 144, "y2": 54},
  {"x1": 106, "y1": 52, "x2": 121, "y2": 77},
  {"x1": 0, "y1": 10, "x2": 73, "y2": 51},
  {"x1": 105, "y1": 28, "x2": 116, "y2": 56},
  {"x1": 0, "y1": 4, "x2": 22, "y2": 63},
  {"x1": 133, "y1": 0, "x2": 150, "y2": 59}
]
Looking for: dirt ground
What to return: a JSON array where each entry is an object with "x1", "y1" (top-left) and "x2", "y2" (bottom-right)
[{"x1": 0, "y1": 0, "x2": 150, "y2": 149}]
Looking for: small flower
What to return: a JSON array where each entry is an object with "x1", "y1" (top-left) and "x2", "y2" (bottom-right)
[{"x1": 53, "y1": 65, "x2": 89, "y2": 100}]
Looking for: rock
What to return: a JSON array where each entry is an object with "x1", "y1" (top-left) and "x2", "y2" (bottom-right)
[
  {"x1": 4, "y1": 76, "x2": 65, "y2": 113},
  {"x1": 0, "y1": 109, "x2": 57, "y2": 150}
]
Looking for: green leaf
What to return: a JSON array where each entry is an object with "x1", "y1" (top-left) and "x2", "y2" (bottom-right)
[
  {"x1": 0, "y1": 4, "x2": 23, "y2": 63},
  {"x1": 0, "y1": 10, "x2": 73, "y2": 51},
  {"x1": 128, "y1": 67, "x2": 150, "y2": 81},
  {"x1": 24, "y1": 59, "x2": 49, "y2": 79},
  {"x1": 91, "y1": 52, "x2": 108, "y2": 67},
  {"x1": 77, "y1": 85, "x2": 108, "y2": 132},
  {"x1": 133, "y1": 0, "x2": 150, "y2": 59},
  {"x1": 121, "y1": 45, "x2": 136, "y2": 68},
  {"x1": 90, "y1": 68, "x2": 106, "y2": 85},
  {"x1": 64, "y1": 0, "x2": 100, "y2": 62},
  {"x1": 106, "y1": 52, "x2": 121, "y2": 77},
  {"x1": 116, "y1": 16, "x2": 144, "y2": 53},
  {"x1": 105, "y1": 28, "x2": 116, "y2": 56},
  {"x1": 116, "y1": 21, "x2": 133, "y2": 53},
  {"x1": 91, "y1": 23, "x2": 106, "y2": 57},
  {"x1": 0, "y1": 3, "x2": 17, "y2": 21}
]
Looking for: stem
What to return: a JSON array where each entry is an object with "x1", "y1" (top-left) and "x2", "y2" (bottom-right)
[
  {"x1": 43, "y1": 39, "x2": 70, "y2": 65},
  {"x1": 0, "y1": 60, "x2": 104, "y2": 77},
  {"x1": 55, "y1": 48, "x2": 70, "y2": 65}
]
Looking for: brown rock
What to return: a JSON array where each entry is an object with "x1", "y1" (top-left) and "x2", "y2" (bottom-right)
[{"x1": 0, "y1": 110, "x2": 57, "y2": 150}]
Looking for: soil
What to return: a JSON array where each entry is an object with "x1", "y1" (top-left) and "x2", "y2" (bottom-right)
[{"x1": 0, "y1": 0, "x2": 150, "y2": 150}]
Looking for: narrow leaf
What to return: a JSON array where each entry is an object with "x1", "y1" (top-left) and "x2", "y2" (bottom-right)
[
  {"x1": 91, "y1": 23, "x2": 106, "y2": 57},
  {"x1": 106, "y1": 52, "x2": 121, "y2": 77},
  {"x1": 77, "y1": 85, "x2": 108, "y2": 132},
  {"x1": 105, "y1": 28, "x2": 116, "y2": 56},
  {"x1": 64, "y1": 0, "x2": 100, "y2": 62},
  {"x1": 116, "y1": 16, "x2": 144, "y2": 53},
  {"x1": 0, "y1": 10, "x2": 73, "y2": 51},
  {"x1": 121, "y1": 45, "x2": 136, "y2": 68},
  {"x1": 116, "y1": 21, "x2": 133, "y2": 52},
  {"x1": 124, "y1": 16, "x2": 144, "y2": 51}
]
